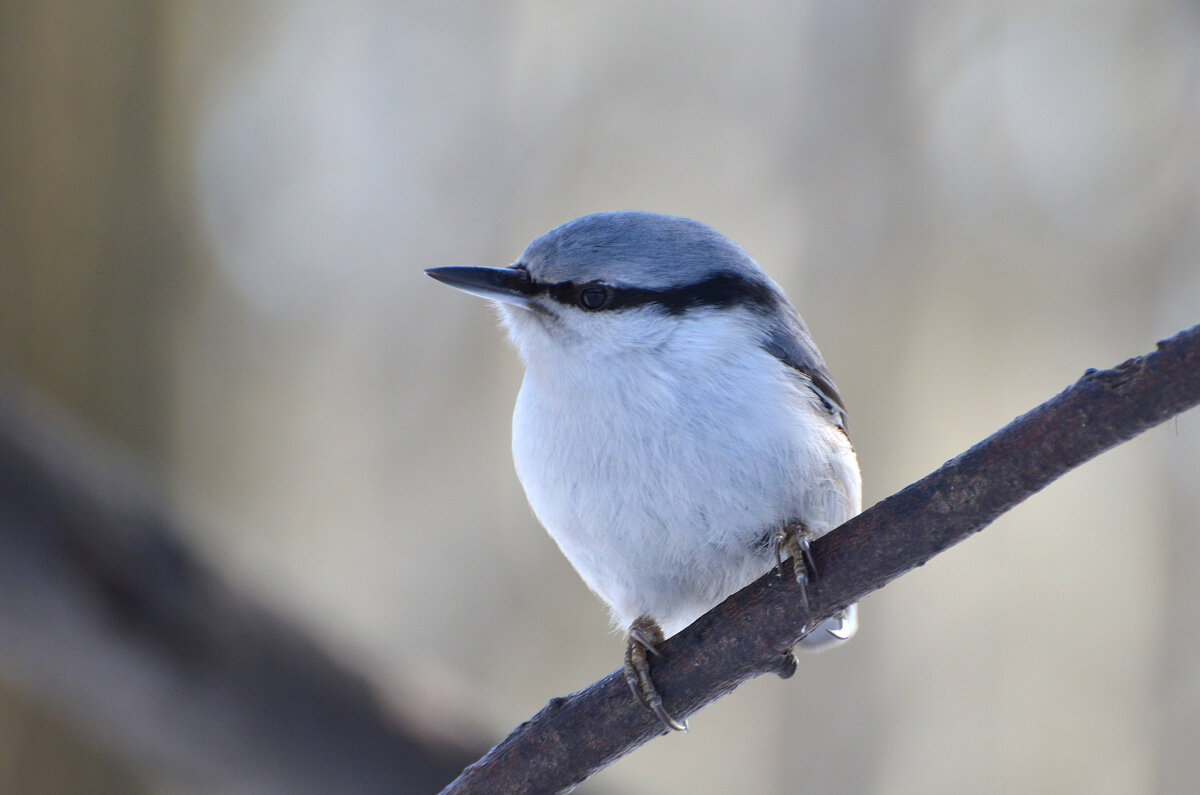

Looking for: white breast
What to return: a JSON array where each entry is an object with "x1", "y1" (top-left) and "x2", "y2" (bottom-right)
[{"x1": 510, "y1": 310, "x2": 860, "y2": 637}]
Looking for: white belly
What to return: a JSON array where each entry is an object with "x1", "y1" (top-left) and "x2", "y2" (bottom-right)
[{"x1": 512, "y1": 345, "x2": 860, "y2": 637}]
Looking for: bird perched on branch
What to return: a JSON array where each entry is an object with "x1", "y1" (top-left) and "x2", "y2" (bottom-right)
[{"x1": 428, "y1": 211, "x2": 861, "y2": 730}]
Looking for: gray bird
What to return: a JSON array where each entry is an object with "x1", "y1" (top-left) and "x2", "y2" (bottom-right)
[{"x1": 427, "y1": 211, "x2": 861, "y2": 730}]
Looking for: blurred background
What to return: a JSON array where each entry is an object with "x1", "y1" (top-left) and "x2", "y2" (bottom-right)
[{"x1": 2, "y1": 1, "x2": 1199, "y2": 793}]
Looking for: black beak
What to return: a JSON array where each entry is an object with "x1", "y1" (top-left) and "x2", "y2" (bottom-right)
[{"x1": 425, "y1": 266, "x2": 535, "y2": 308}]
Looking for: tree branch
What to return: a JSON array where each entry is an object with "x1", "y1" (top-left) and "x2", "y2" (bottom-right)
[{"x1": 442, "y1": 323, "x2": 1200, "y2": 794}]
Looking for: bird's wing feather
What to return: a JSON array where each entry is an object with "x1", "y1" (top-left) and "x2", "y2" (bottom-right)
[{"x1": 760, "y1": 302, "x2": 849, "y2": 430}]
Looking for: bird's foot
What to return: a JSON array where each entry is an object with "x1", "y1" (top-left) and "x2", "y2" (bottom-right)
[
  {"x1": 623, "y1": 616, "x2": 687, "y2": 732},
  {"x1": 773, "y1": 522, "x2": 818, "y2": 626}
]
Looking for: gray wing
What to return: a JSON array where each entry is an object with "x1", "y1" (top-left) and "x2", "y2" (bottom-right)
[{"x1": 759, "y1": 301, "x2": 849, "y2": 431}]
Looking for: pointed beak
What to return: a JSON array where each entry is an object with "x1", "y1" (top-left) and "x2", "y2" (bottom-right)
[{"x1": 425, "y1": 266, "x2": 535, "y2": 309}]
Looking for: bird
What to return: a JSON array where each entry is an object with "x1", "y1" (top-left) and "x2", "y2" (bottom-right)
[{"x1": 426, "y1": 211, "x2": 861, "y2": 731}]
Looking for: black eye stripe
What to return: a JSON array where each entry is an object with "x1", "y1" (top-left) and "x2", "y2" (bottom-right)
[{"x1": 532, "y1": 272, "x2": 776, "y2": 315}]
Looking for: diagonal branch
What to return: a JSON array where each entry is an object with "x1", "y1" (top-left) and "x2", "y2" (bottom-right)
[{"x1": 442, "y1": 322, "x2": 1200, "y2": 794}]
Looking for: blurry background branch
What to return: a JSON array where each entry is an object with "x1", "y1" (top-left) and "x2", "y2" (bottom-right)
[
  {"x1": 445, "y1": 324, "x2": 1200, "y2": 793},
  {"x1": 0, "y1": 377, "x2": 479, "y2": 795}
]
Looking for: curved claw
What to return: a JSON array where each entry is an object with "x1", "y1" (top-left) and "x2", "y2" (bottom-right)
[
  {"x1": 651, "y1": 699, "x2": 688, "y2": 732},
  {"x1": 624, "y1": 616, "x2": 687, "y2": 732}
]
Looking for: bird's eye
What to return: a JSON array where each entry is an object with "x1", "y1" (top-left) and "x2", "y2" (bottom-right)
[{"x1": 578, "y1": 284, "x2": 610, "y2": 310}]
